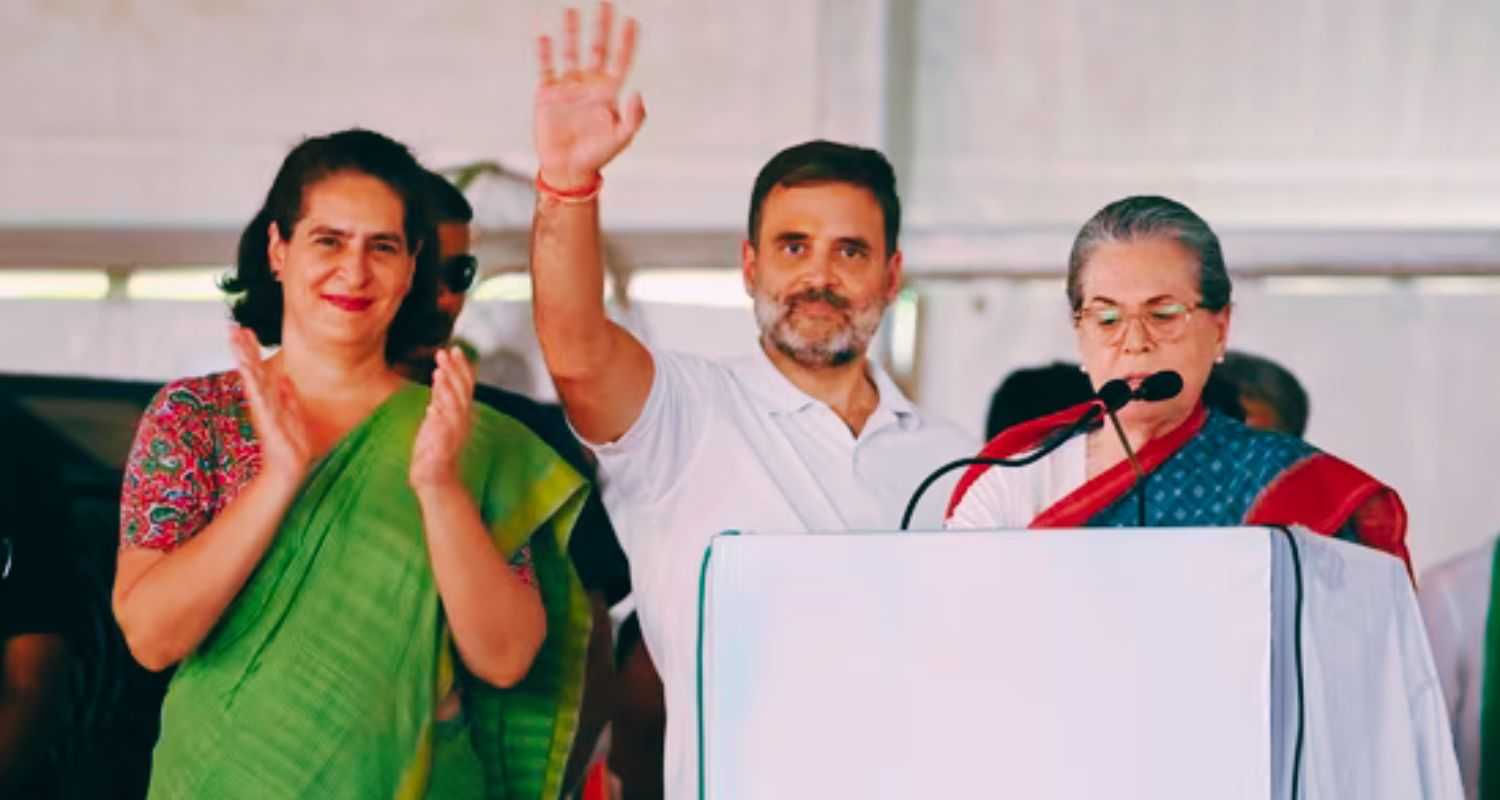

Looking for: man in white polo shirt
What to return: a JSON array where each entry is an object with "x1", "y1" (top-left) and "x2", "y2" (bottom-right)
[{"x1": 527, "y1": 5, "x2": 977, "y2": 797}]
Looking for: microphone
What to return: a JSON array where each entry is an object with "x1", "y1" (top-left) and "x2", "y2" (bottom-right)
[
  {"x1": 1096, "y1": 378, "x2": 1133, "y2": 412},
  {"x1": 1134, "y1": 370, "x2": 1183, "y2": 403},
  {"x1": 899, "y1": 380, "x2": 1131, "y2": 530},
  {"x1": 1102, "y1": 370, "x2": 1183, "y2": 526}
]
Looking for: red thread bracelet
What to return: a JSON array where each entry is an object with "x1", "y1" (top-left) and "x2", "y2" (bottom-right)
[{"x1": 535, "y1": 171, "x2": 603, "y2": 203}]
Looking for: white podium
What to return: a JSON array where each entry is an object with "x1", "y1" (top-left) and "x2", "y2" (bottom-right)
[{"x1": 697, "y1": 527, "x2": 1461, "y2": 799}]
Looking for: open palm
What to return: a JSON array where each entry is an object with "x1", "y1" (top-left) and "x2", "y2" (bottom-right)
[
  {"x1": 229, "y1": 326, "x2": 312, "y2": 486},
  {"x1": 534, "y1": 3, "x2": 645, "y2": 188}
]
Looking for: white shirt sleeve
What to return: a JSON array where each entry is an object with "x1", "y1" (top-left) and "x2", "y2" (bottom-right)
[
  {"x1": 1417, "y1": 540, "x2": 1497, "y2": 799},
  {"x1": 946, "y1": 467, "x2": 1014, "y2": 530},
  {"x1": 1416, "y1": 547, "x2": 1491, "y2": 798},
  {"x1": 585, "y1": 348, "x2": 712, "y2": 506},
  {"x1": 1417, "y1": 566, "x2": 1470, "y2": 746},
  {"x1": 946, "y1": 436, "x2": 1087, "y2": 531}
]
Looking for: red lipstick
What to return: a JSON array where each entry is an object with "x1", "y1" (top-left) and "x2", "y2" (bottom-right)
[{"x1": 322, "y1": 294, "x2": 373, "y2": 312}]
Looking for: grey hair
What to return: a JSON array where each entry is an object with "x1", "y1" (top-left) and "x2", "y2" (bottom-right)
[{"x1": 1066, "y1": 195, "x2": 1232, "y2": 312}]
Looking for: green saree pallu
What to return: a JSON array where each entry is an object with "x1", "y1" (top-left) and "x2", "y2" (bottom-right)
[
  {"x1": 1483, "y1": 544, "x2": 1500, "y2": 799},
  {"x1": 146, "y1": 385, "x2": 591, "y2": 799}
]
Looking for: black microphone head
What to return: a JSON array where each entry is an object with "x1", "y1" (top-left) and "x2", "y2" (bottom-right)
[
  {"x1": 1096, "y1": 378, "x2": 1133, "y2": 412},
  {"x1": 1135, "y1": 370, "x2": 1184, "y2": 402}
]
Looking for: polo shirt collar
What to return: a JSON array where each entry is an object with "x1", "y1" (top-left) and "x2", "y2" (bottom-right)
[{"x1": 734, "y1": 341, "x2": 920, "y2": 428}]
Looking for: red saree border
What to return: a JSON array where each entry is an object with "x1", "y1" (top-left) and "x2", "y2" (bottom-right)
[
  {"x1": 946, "y1": 400, "x2": 1412, "y2": 575},
  {"x1": 944, "y1": 401, "x2": 1210, "y2": 526},
  {"x1": 945, "y1": 399, "x2": 1102, "y2": 519},
  {"x1": 1246, "y1": 452, "x2": 1411, "y2": 572},
  {"x1": 1029, "y1": 405, "x2": 1209, "y2": 529}
]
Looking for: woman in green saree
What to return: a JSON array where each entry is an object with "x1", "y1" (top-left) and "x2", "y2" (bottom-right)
[{"x1": 113, "y1": 129, "x2": 591, "y2": 798}]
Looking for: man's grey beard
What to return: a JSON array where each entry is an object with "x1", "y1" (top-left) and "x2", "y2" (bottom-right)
[{"x1": 752, "y1": 287, "x2": 886, "y2": 368}]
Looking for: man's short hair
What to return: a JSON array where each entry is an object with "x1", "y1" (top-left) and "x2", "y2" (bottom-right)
[
  {"x1": 747, "y1": 140, "x2": 901, "y2": 254},
  {"x1": 985, "y1": 362, "x2": 1095, "y2": 438},
  {"x1": 422, "y1": 169, "x2": 473, "y2": 225},
  {"x1": 1213, "y1": 351, "x2": 1310, "y2": 436}
]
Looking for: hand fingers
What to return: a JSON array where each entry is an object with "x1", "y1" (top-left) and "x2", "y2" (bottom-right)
[
  {"x1": 562, "y1": 7, "x2": 581, "y2": 73},
  {"x1": 609, "y1": 16, "x2": 638, "y2": 82},
  {"x1": 424, "y1": 396, "x2": 457, "y2": 433},
  {"x1": 230, "y1": 329, "x2": 267, "y2": 386},
  {"x1": 434, "y1": 352, "x2": 471, "y2": 421},
  {"x1": 445, "y1": 346, "x2": 476, "y2": 400},
  {"x1": 237, "y1": 366, "x2": 269, "y2": 417},
  {"x1": 229, "y1": 329, "x2": 270, "y2": 407},
  {"x1": 619, "y1": 91, "x2": 646, "y2": 141},
  {"x1": 589, "y1": 1, "x2": 614, "y2": 72},
  {"x1": 430, "y1": 360, "x2": 457, "y2": 420},
  {"x1": 435, "y1": 347, "x2": 473, "y2": 401},
  {"x1": 426, "y1": 384, "x2": 462, "y2": 438},
  {"x1": 228, "y1": 326, "x2": 259, "y2": 369},
  {"x1": 537, "y1": 35, "x2": 557, "y2": 84},
  {"x1": 277, "y1": 375, "x2": 306, "y2": 427}
]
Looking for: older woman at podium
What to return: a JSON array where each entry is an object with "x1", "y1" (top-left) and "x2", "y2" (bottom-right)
[{"x1": 945, "y1": 195, "x2": 1409, "y2": 568}]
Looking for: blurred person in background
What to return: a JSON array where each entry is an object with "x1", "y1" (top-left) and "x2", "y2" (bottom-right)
[
  {"x1": 1212, "y1": 349, "x2": 1310, "y2": 437},
  {"x1": 1420, "y1": 538, "x2": 1500, "y2": 800},
  {"x1": 984, "y1": 362, "x2": 1094, "y2": 440},
  {"x1": 0, "y1": 433, "x2": 74, "y2": 800}
]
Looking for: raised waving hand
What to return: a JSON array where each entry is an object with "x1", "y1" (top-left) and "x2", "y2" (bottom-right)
[{"x1": 534, "y1": 2, "x2": 645, "y2": 189}]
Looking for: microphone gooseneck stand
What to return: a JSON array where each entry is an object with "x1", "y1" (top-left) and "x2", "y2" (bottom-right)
[
  {"x1": 899, "y1": 379, "x2": 1133, "y2": 530},
  {"x1": 902, "y1": 371, "x2": 1186, "y2": 531}
]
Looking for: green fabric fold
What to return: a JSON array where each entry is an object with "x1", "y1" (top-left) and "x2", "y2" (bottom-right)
[
  {"x1": 146, "y1": 384, "x2": 589, "y2": 799},
  {"x1": 1481, "y1": 543, "x2": 1500, "y2": 799}
]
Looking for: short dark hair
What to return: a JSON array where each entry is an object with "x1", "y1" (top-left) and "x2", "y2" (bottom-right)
[
  {"x1": 423, "y1": 169, "x2": 473, "y2": 224},
  {"x1": 747, "y1": 140, "x2": 901, "y2": 254},
  {"x1": 1067, "y1": 195, "x2": 1231, "y2": 313},
  {"x1": 1201, "y1": 371, "x2": 1248, "y2": 423},
  {"x1": 1214, "y1": 350, "x2": 1310, "y2": 436},
  {"x1": 221, "y1": 129, "x2": 445, "y2": 362},
  {"x1": 985, "y1": 362, "x2": 1095, "y2": 438}
]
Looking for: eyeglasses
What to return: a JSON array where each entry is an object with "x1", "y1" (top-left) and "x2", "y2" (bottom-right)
[
  {"x1": 441, "y1": 254, "x2": 478, "y2": 294},
  {"x1": 1073, "y1": 299, "x2": 1202, "y2": 344}
]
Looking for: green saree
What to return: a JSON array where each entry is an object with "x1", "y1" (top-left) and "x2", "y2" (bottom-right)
[
  {"x1": 1482, "y1": 543, "x2": 1500, "y2": 799},
  {"x1": 146, "y1": 384, "x2": 591, "y2": 799}
]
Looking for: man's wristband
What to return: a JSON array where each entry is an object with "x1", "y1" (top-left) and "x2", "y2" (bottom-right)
[{"x1": 536, "y1": 171, "x2": 603, "y2": 204}]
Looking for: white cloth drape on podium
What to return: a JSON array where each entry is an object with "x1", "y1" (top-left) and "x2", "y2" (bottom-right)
[{"x1": 699, "y1": 528, "x2": 1460, "y2": 799}]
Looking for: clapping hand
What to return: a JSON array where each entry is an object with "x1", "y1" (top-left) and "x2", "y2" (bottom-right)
[
  {"x1": 229, "y1": 326, "x2": 312, "y2": 489},
  {"x1": 410, "y1": 346, "x2": 476, "y2": 492}
]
